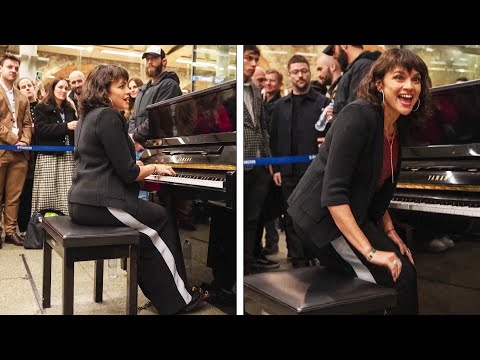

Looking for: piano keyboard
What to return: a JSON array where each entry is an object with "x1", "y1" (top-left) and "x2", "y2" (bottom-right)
[
  {"x1": 145, "y1": 173, "x2": 225, "y2": 189},
  {"x1": 389, "y1": 200, "x2": 480, "y2": 218}
]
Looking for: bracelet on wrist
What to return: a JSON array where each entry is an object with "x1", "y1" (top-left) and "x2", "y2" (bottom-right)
[
  {"x1": 385, "y1": 228, "x2": 395, "y2": 234},
  {"x1": 367, "y1": 247, "x2": 376, "y2": 261},
  {"x1": 151, "y1": 165, "x2": 158, "y2": 175}
]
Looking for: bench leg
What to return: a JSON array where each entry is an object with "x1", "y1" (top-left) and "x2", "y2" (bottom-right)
[
  {"x1": 121, "y1": 257, "x2": 127, "y2": 271},
  {"x1": 63, "y1": 250, "x2": 74, "y2": 315},
  {"x1": 127, "y1": 245, "x2": 138, "y2": 315},
  {"x1": 94, "y1": 259, "x2": 104, "y2": 303},
  {"x1": 42, "y1": 240, "x2": 52, "y2": 309}
]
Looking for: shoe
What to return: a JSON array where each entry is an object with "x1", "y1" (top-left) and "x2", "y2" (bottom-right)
[
  {"x1": 439, "y1": 235, "x2": 455, "y2": 249},
  {"x1": 5, "y1": 233, "x2": 24, "y2": 246},
  {"x1": 180, "y1": 288, "x2": 205, "y2": 314},
  {"x1": 426, "y1": 238, "x2": 448, "y2": 253},
  {"x1": 262, "y1": 244, "x2": 279, "y2": 255},
  {"x1": 252, "y1": 255, "x2": 279, "y2": 269}
]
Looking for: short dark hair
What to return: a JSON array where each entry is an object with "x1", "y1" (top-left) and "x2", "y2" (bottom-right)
[
  {"x1": 356, "y1": 48, "x2": 433, "y2": 122},
  {"x1": 288, "y1": 55, "x2": 309, "y2": 70},
  {"x1": 78, "y1": 64, "x2": 129, "y2": 117},
  {"x1": 244, "y1": 45, "x2": 260, "y2": 56},
  {"x1": 0, "y1": 52, "x2": 20, "y2": 66}
]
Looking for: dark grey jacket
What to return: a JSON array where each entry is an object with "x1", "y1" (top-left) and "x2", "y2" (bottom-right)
[
  {"x1": 69, "y1": 107, "x2": 141, "y2": 214},
  {"x1": 128, "y1": 71, "x2": 182, "y2": 144},
  {"x1": 333, "y1": 51, "x2": 381, "y2": 121},
  {"x1": 287, "y1": 99, "x2": 400, "y2": 249},
  {"x1": 270, "y1": 88, "x2": 330, "y2": 176},
  {"x1": 244, "y1": 83, "x2": 271, "y2": 170}
]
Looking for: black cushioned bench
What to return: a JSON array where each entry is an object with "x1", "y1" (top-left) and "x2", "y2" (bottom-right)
[
  {"x1": 244, "y1": 266, "x2": 397, "y2": 315},
  {"x1": 41, "y1": 216, "x2": 140, "y2": 315}
]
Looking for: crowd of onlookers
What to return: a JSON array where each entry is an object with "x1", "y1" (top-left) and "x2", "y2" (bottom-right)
[{"x1": 0, "y1": 46, "x2": 195, "y2": 248}]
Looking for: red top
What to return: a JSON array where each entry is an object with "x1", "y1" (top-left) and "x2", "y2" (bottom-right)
[{"x1": 376, "y1": 133, "x2": 399, "y2": 190}]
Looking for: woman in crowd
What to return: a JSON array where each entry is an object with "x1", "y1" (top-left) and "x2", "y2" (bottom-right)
[
  {"x1": 287, "y1": 48, "x2": 433, "y2": 314},
  {"x1": 68, "y1": 64, "x2": 205, "y2": 315},
  {"x1": 124, "y1": 77, "x2": 143, "y2": 120},
  {"x1": 16, "y1": 77, "x2": 40, "y2": 233},
  {"x1": 32, "y1": 78, "x2": 77, "y2": 216}
]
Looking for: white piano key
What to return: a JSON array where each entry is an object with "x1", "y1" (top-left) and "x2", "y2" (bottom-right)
[
  {"x1": 389, "y1": 200, "x2": 480, "y2": 217},
  {"x1": 145, "y1": 174, "x2": 224, "y2": 189}
]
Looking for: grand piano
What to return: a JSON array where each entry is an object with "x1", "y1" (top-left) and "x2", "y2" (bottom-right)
[
  {"x1": 389, "y1": 79, "x2": 480, "y2": 231},
  {"x1": 140, "y1": 80, "x2": 236, "y2": 305}
]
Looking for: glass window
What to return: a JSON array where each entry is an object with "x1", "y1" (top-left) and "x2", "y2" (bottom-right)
[{"x1": 399, "y1": 45, "x2": 480, "y2": 86}]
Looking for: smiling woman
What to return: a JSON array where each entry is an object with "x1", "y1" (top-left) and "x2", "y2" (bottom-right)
[
  {"x1": 287, "y1": 48, "x2": 434, "y2": 315},
  {"x1": 31, "y1": 77, "x2": 77, "y2": 217}
]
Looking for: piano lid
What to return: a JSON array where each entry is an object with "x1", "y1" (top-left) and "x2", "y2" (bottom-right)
[
  {"x1": 146, "y1": 80, "x2": 236, "y2": 141},
  {"x1": 402, "y1": 79, "x2": 480, "y2": 159}
]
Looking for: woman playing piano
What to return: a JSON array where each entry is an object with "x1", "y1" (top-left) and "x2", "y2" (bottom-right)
[
  {"x1": 68, "y1": 64, "x2": 206, "y2": 314},
  {"x1": 287, "y1": 48, "x2": 433, "y2": 314}
]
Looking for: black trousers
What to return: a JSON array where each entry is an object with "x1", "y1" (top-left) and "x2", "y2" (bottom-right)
[
  {"x1": 244, "y1": 167, "x2": 271, "y2": 273},
  {"x1": 18, "y1": 178, "x2": 34, "y2": 232},
  {"x1": 281, "y1": 175, "x2": 307, "y2": 262},
  {"x1": 69, "y1": 200, "x2": 193, "y2": 315},
  {"x1": 294, "y1": 220, "x2": 418, "y2": 315}
]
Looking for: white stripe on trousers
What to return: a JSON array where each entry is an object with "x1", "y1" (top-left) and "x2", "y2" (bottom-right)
[
  {"x1": 330, "y1": 236, "x2": 376, "y2": 284},
  {"x1": 107, "y1": 207, "x2": 192, "y2": 304}
]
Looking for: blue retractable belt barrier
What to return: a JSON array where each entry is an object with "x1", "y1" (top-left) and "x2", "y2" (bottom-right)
[
  {"x1": 244, "y1": 154, "x2": 316, "y2": 166},
  {"x1": 0, "y1": 145, "x2": 74, "y2": 152}
]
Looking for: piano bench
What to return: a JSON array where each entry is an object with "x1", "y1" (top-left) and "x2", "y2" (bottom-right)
[
  {"x1": 41, "y1": 216, "x2": 140, "y2": 315},
  {"x1": 244, "y1": 267, "x2": 397, "y2": 315}
]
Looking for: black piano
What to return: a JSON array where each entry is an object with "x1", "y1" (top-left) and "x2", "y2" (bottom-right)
[
  {"x1": 140, "y1": 80, "x2": 236, "y2": 308},
  {"x1": 389, "y1": 80, "x2": 480, "y2": 314},
  {"x1": 390, "y1": 79, "x2": 480, "y2": 225}
]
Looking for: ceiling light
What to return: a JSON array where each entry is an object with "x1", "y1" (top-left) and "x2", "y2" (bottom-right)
[
  {"x1": 48, "y1": 45, "x2": 89, "y2": 51},
  {"x1": 100, "y1": 49, "x2": 142, "y2": 58},
  {"x1": 297, "y1": 52, "x2": 317, "y2": 57},
  {"x1": 176, "y1": 59, "x2": 217, "y2": 68},
  {"x1": 262, "y1": 50, "x2": 288, "y2": 55}
]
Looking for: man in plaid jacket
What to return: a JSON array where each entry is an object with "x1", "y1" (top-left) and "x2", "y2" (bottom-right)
[{"x1": 243, "y1": 45, "x2": 278, "y2": 274}]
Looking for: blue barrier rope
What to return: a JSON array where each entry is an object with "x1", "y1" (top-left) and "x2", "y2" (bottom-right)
[
  {"x1": 1, "y1": 145, "x2": 315, "y2": 165},
  {"x1": 0, "y1": 145, "x2": 74, "y2": 152},
  {"x1": 244, "y1": 154, "x2": 316, "y2": 166}
]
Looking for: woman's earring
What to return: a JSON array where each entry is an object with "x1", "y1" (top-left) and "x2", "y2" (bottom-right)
[
  {"x1": 108, "y1": 97, "x2": 114, "y2": 107},
  {"x1": 412, "y1": 98, "x2": 421, "y2": 112},
  {"x1": 380, "y1": 89, "x2": 385, "y2": 105}
]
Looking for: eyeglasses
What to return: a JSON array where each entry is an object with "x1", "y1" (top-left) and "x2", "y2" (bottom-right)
[{"x1": 290, "y1": 69, "x2": 310, "y2": 75}]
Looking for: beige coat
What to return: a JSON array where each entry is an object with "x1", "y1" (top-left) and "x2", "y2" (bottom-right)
[{"x1": 0, "y1": 84, "x2": 32, "y2": 158}]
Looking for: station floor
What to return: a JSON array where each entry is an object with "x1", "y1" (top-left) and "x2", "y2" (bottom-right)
[
  {"x1": 0, "y1": 233, "x2": 227, "y2": 315},
  {"x1": 255, "y1": 226, "x2": 480, "y2": 315}
]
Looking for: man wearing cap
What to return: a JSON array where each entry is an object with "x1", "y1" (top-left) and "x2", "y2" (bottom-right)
[
  {"x1": 323, "y1": 45, "x2": 381, "y2": 122},
  {"x1": 128, "y1": 45, "x2": 182, "y2": 148}
]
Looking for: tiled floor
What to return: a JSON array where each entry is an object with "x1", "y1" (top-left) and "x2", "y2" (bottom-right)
[{"x1": 0, "y1": 234, "x2": 227, "y2": 315}]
